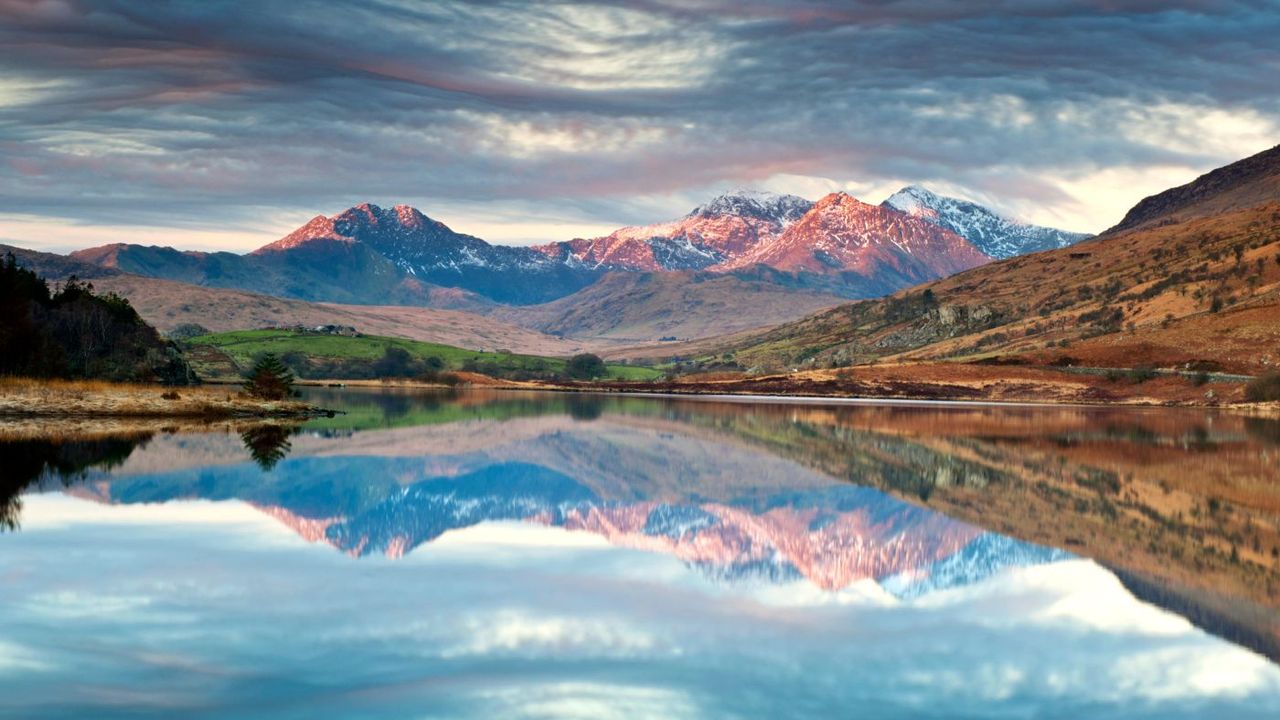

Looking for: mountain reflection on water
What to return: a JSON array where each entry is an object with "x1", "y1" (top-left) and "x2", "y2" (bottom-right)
[{"x1": 2, "y1": 388, "x2": 1279, "y2": 719}]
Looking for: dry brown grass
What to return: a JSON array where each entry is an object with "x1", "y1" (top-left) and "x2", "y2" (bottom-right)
[
  {"x1": 0, "y1": 377, "x2": 321, "y2": 418},
  {"x1": 0, "y1": 416, "x2": 301, "y2": 442}
]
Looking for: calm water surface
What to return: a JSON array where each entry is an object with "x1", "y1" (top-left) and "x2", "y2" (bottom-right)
[{"x1": 2, "y1": 388, "x2": 1279, "y2": 719}]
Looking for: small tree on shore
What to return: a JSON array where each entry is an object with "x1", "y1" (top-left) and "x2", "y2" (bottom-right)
[
  {"x1": 1245, "y1": 372, "x2": 1280, "y2": 402},
  {"x1": 565, "y1": 353, "x2": 606, "y2": 380},
  {"x1": 243, "y1": 353, "x2": 296, "y2": 400}
]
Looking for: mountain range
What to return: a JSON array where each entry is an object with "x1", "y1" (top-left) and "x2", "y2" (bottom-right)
[
  {"x1": 12, "y1": 141, "x2": 1271, "y2": 362},
  {"x1": 13, "y1": 185, "x2": 1088, "y2": 345},
  {"x1": 74, "y1": 187, "x2": 1086, "y2": 305}
]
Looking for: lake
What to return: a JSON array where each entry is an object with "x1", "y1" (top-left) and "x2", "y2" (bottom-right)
[{"x1": 2, "y1": 387, "x2": 1279, "y2": 719}]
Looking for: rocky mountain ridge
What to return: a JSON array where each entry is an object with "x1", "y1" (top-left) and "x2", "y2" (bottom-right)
[
  {"x1": 883, "y1": 185, "x2": 1090, "y2": 258},
  {"x1": 731, "y1": 192, "x2": 991, "y2": 285},
  {"x1": 62, "y1": 188, "x2": 1045, "y2": 307}
]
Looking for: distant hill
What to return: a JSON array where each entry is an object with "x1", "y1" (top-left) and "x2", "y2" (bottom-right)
[
  {"x1": 87, "y1": 275, "x2": 609, "y2": 355},
  {"x1": 883, "y1": 185, "x2": 1090, "y2": 258},
  {"x1": 3, "y1": 245, "x2": 599, "y2": 356},
  {"x1": 495, "y1": 269, "x2": 844, "y2": 342},
  {"x1": 69, "y1": 235, "x2": 494, "y2": 310},
  {"x1": 690, "y1": 144, "x2": 1280, "y2": 375}
]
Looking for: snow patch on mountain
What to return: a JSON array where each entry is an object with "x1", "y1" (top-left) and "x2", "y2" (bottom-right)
[
  {"x1": 883, "y1": 185, "x2": 1091, "y2": 259},
  {"x1": 689, "y1": 189, "x2": 814, "y2": 225},
  {"x1": 724, "y1": 191, "x2": 991, "y2": 283},
  {"x1": 881, "y1": 532, "x2": 1073, "y2": 600}
]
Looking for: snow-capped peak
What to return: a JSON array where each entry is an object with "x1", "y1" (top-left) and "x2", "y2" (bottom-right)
[
  {"x1": 883, "y1": 185, "x2": 941, "y2": 215},
  {"x1": 882, "y1": 185, "x2": 1091, "y2": 259},
  {"x1": 689, "y1": 189, "x2": 813, "y2": 224}
]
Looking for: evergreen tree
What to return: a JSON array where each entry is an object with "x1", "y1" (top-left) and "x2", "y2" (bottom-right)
[{"x1": 243, "y1": 353, "x2": 296, "y2": 400}]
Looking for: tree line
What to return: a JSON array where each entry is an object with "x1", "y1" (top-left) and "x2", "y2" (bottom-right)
[{"x1": 0, "y1": 254, "x2": 195, "y2": 384}]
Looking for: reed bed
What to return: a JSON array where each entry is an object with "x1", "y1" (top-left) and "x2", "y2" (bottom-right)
[{"x1": 0, "y1": 377, "x2": 319, "y2": 419}]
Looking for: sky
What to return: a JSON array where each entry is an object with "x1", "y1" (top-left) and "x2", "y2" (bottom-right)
[{"x1": 2, "y1": 0, "x2": 1278, "y2": 253}]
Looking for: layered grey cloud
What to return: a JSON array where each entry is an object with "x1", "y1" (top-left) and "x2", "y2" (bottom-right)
[{"x1": 1, "y1": 0, "x2": 1277, "y2": 248}]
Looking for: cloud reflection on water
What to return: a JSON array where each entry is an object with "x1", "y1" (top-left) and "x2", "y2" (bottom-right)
[{"x1": 2, "y1": 496, "x2": 1279, "y2": 719}]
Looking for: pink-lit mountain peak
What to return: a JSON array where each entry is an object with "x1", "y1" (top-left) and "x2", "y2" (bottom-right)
[
  {"x1": 537, "y1": 189, "x2": 815, "y2": 272},
  {"x1": 728, "y1": 190, "x2": 993, "y2": 277},
  {"x1": 808, "y1": 191, "x2": 904, "y2": 223},
  {"x1": 254, "y1": 202, "x2": 452, "y2": 254}
]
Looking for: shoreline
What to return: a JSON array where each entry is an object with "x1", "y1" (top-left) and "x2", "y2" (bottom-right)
[
  {"x1": 0, "y1": 378, "x2": 333, "y2": 421},
  {"x1": 30, "y1": 363, "x2": 1269, "y2": 415},
  {"x1": 100, "y1": 366, "x2": 1277, "y2": 416},
  {"x1": 529, "y1": 363, "x2": 1278, "y2": 415}
]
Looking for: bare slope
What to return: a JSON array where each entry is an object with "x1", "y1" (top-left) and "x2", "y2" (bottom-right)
[{"x1": 494, "y1": 270, "x2": 844, "y2": 342}]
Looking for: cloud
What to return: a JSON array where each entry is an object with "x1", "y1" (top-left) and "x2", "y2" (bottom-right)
[{"x1": 1, "y1": 0, "x2": 1278, "y2": 249}]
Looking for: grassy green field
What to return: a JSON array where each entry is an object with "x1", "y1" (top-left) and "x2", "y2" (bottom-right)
[{"x1": 184, "y1": 329, "x2": 661, "y2": 381}]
